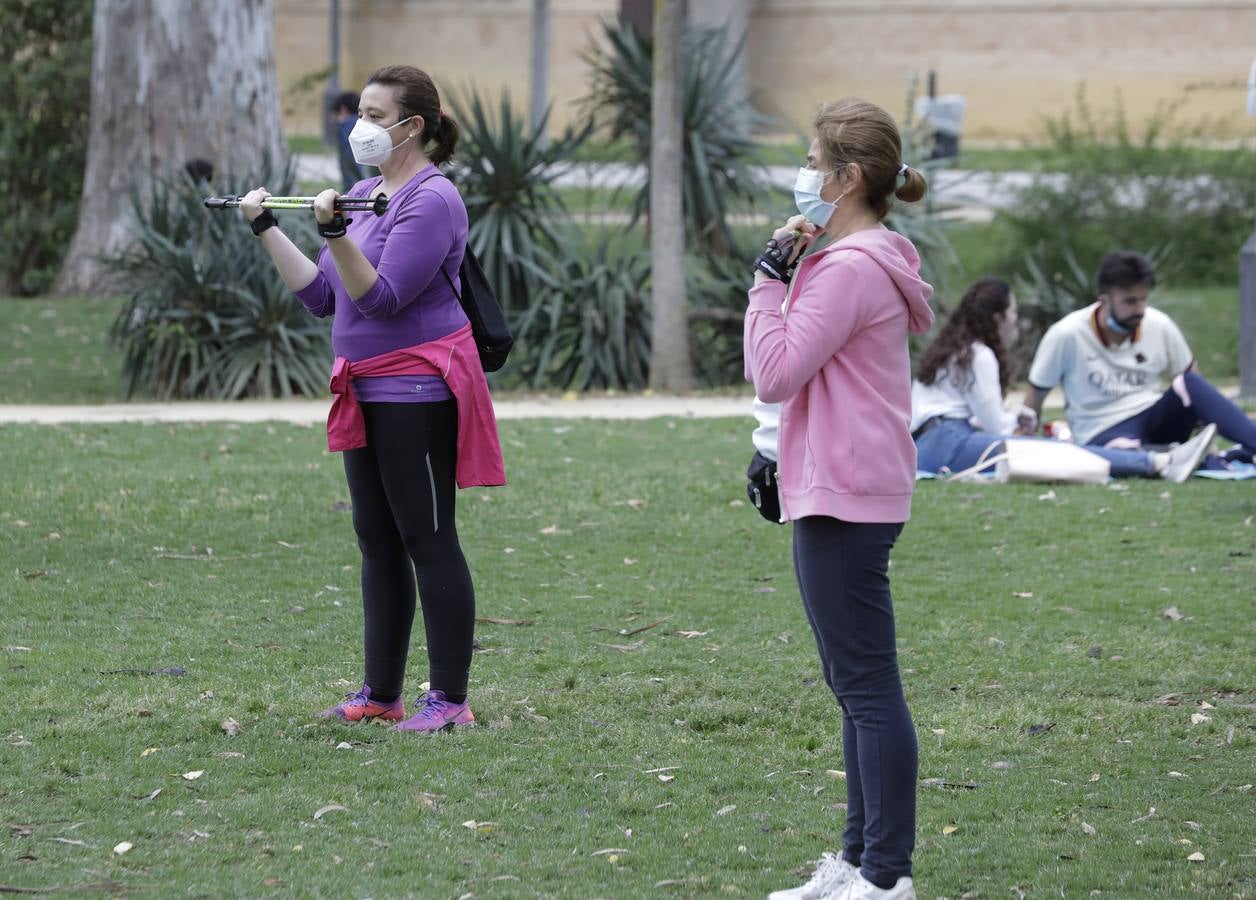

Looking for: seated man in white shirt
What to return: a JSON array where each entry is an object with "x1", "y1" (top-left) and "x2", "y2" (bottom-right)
[{"x1": 1022, "y1": 250, "x2": 1255, "y2": 476}]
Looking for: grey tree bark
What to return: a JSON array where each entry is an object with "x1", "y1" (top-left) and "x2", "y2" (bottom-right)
[
  {"x1": 55, "y1": 0, "x2": 285, "y2": 295},
  {"x1": 648, "y1": 0, "x2": 694, "y2": 391},
  {"x1": 529, "y1": 0, "x2": 551, "y2": 141}
]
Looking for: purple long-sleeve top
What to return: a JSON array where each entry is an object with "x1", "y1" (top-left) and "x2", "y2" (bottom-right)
[{"x1": 295, "y1": 164, "x2": 469, "y2": 402}]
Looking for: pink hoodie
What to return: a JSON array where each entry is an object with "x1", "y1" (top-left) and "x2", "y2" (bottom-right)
[{"x1": 745, "y1": 228, "x2": 934, "y2": 523}]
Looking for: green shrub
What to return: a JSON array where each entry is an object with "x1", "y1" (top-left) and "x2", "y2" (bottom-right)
[
  {"x1": 450, "y1": 88, "x2": 591, "y2": 314},
  {"x1": 995, "y1": 88, "x2": 1256, "y2": 289},
  {"x1": 504, "y1": 231, "x2": 652, "y2": 391},
  {"x1": 1, "y1": 0, "x2": 92, "y2": 296},
  {"x1": 107, "y1": 165, "x2": 331, "y2": 399}
]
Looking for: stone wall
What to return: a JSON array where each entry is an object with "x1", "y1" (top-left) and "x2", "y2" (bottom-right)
[{"x1": 274, "y1": 0, "x2": 1256, "y2": 142}]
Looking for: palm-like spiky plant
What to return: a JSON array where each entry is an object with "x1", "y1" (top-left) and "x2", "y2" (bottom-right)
[
  {"x1": 448, "y1": 88, "x2": 591, "y2": 313},
  {"x1": 107, "y1": 162, "x2": 330, "y2": 400},
  {"x1": 581, "y1": 20, "x2": 772, "y2": 258}
]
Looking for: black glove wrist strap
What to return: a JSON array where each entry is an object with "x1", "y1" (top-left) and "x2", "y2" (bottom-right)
[
  {"x1": 250, "y1": 209, "x2": 278, "y2": 236},
  {"x1": 318, "y1": 214, "x2": 352, "y2": 240},
  {"x1": 753, "y1": 238, "x2": 797, "y2": 283}
]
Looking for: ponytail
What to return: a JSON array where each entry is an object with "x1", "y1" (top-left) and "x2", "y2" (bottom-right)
[
  {"x1": 895, "y1": 164, "x2": 927, "y2": 204},
  {"x1": 428, "y1": 111, "x2": 459, "y2": 166}
]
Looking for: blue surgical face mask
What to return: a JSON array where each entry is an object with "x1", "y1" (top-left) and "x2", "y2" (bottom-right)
[
  {"x1": 1105, "y1": 312, "x2": 1135, "y2": 335},
  {"x1": 793, "y1": 167, "x2": 840, "y2": 226}
]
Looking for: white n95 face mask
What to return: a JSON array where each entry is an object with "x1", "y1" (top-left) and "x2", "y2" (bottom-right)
[
  {"x1": 793, "y1": 167, "x2": 840, "y2": 226},
  {"x1": 348, "y1": 116, "x2": 414, "y2": 166}
]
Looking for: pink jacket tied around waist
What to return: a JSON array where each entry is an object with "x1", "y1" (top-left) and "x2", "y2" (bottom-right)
[{"x1": 327, "y1": 323, "x2": 506, "y2": 488}]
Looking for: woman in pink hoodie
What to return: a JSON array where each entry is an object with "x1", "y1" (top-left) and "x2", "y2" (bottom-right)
[{"x1": 748, "y1": 100, "x2": 934, "y2": 900}]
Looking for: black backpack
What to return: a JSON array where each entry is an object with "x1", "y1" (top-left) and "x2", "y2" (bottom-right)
[
  {"x1": 437, "y1": 244, "x2": 513, "y2": 372},
  {"x1": 415, "y1": 173, "x2": 514, "y2": 372}
]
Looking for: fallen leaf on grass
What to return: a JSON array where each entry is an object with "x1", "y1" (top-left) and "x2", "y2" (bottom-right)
[
  {"x1": 1089, "y1": 773, "x2": 1101, "y2": 782},
  {"x1": 644, "y1": 767, "x2": 680, "y2": 774},
  {"x1": 592, "y1": 848, "x2": 628, "y2": 856},
  {"x1": 826, "y1": 770, "x2": 846, "y2": 780},
  {"x1": 1024, "y1": 723, "x2": 1056, "y2": 736},
  {"x1": 218, "y1": 751, "x2": 245, "y2": 759},
  {"x1": 113, "y1": 841, "x2": 133, "y2": 855},
  {"x1": 1199, "y1": 700, "x2": 1215, "y2": 709},
  {"x1": 140, "y1": 747, "x2": 158, "y2": 757},
  {"x1": 1131, "y1": 807, "x2": 1156, "y2": 823},
  {"x1": 181, "y1": 770, "x2": 204, "y2": 781},
  {"x1": 1037, "y1": 490, "x2": 1057, "y2": 501},
  {"x1": 942, "y1": 824, "x2": 959, "y2": 834},
  {"x1": 220, "y1": 718, "x2": 242, "y2": 737},
  {"x1": 538, "y1": 525, "x2": 563, "y2": 535},
  {"x1": 1190, "y1": 713, "x2": 1211, "y2": 725},
  {"x1": 101, "y1": 666, "x2": 187, "y2": 676},
  {"x1": 716, "y1": 805, "x2": 736, "y2": 816},
  {"x1": 313, "y1": 804, "x2": 348, "y2": 820},
  {"x1": 461, "y1": 820, "x2": 495, "y2": 831},
  {"x1": 599, "y1": 641, "x2": 644, "y2": 653},
  {"x1": 1081, "y1": 822, "x2": 1096, "y2": 835},
  {"x1": 618, "y1": 617, "x2": 670, "y2": 637},
  {"x1": 920, "y1": 778, "x2": 978, "y2": 790},
  {"x1": 1168, "y1": 771, "x2": 1188, "y2": 778},
  {"x1": 657, "y1": 774, "x2": 675, "y2": 783},
  {"x1": 335, "y1": 742, "x2": 354, "y2": 750},
  {"x1": 50, "y1": 837, "x2": 87, "y2": 847},
  {"x1": 1187, "y1": 851, "x2": 1205, "y2": 862},
  {"x1": 626, "y1": 499, "x2": 647, "y2": 509},
  {"x1": 1162, "y1": 606, "x2": 1184, "y2": 621},
  {"x1": 753, "y1": 586, "x2": 777, "y2": 594},
  {"x1": 416, "y1": 792, "x2": 443, "y2": 809},
  {"x1": 675, "y1": 630, "x2": 709, "y2": 638},
  {"x1": 1012, "y1": 591, "x2": 1034, "y2": 599},
  {"x1": 1153, "y1": 693, "x2": 1183, "y2": 706},
  {"x1": 991, "y1": 761, "x2": 1014, "y2": 770},
  {"x1": 139, "y1": 788, "x2": 162, "y2": 802},
  {"x1": 475, "y1": 616, "x2": 535, "y2": 626}
]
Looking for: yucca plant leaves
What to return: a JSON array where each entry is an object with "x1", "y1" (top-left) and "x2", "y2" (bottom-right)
[
  {"x1": 106, "y1": 160, "x2": 331, "y2": 400},
  {"x1": 581, "y1": 20, "x2": 771, "y2": 259},
  {"x1": 448, "y1": 86, "x2": 592, "y2": 314}
]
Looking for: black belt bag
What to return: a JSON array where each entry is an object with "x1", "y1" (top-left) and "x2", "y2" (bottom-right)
[{"x1": 746, "y1": 451, "x2": 783, "y2": 524}]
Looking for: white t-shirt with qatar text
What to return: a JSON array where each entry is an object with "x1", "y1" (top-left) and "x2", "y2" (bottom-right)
[{"x1": 1027, "y1": 303, "x2": 1193, "y2": 445}]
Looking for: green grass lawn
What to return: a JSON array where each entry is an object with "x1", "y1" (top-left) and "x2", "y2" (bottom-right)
[
  {"x1": 0, "y1": 297, "x2": 131, "y2": 404},
  {"x1": 1, "y1": 418, "x2": 1253, "y2": 897}
]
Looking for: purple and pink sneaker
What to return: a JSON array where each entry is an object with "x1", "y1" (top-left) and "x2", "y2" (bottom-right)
[
  {"x1": 396, "y1": 690, "x2": 475, "y2": 732},
  {"x1": 318, "y1": 684, "x2": 405, "y2": 723}
]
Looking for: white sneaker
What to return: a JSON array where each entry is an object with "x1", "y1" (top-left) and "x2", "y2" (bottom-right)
[
  {"x1": 1160, "y1": 423, "x2": 1217, "y2": 483},
  {"x1": 768, "y1": 852, "x2": 858, "y2": 900},
  {"x1": 823, "y1": 871, "x2": 916, "y2": 900}
]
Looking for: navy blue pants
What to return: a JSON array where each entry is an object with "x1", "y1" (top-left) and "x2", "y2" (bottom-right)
[
  {"x1": 1090, "y1": 371, "x2": 1256, "y2": 451},
  {"x1": 793, "y1": 516, "x2": 916, "y2": 885}
]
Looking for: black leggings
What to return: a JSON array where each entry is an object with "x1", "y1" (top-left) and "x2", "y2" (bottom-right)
[{"x1": 342, "y1": 400, "x2": 474, "y2": 703}]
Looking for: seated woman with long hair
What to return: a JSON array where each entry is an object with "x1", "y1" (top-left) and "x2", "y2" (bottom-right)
[{"x1": 911, "y1": 277, "x2": 1205, "y2": 481}]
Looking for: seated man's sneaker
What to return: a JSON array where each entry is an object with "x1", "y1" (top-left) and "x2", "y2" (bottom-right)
[
  {"x1": 825, "y1": 872, "x2": 916, "y2": 900},
  {"x1": 768, "y1": 852, "x2": 857, "y2": 900},
  {"x1": 1161, "y1": 423, "x2": 1217, "y2": 483}
]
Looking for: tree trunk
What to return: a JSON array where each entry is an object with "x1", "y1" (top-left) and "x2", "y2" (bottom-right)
[
  {"x1": 529, "y1": 0, "x2": 551, "y2": 141},
  {"x1": 648, "y1": 0, "x2": 693, "y2": 391},
  {"x1": 54, "y1": 0, "x2": 285, "y2": 295}
]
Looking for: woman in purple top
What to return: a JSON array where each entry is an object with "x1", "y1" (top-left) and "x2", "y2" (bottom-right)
[{"x1": 239, "y1": 65, "x2": 480, "y2": 732}]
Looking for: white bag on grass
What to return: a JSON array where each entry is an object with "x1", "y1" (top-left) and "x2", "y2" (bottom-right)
[{"x1": 947, "y1": 439, "x2": 1110, "y2": 485}]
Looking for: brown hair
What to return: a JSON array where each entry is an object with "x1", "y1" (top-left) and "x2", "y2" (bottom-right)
[
  {"x1": 814, "y1": 99, "x2": 927, "y2": 219},
  {"x1": 916, "y1": 277, "x2": 1013, "y2": 394},
  {"x1": 365, "y1": 65, "x2": 459, "y2": 166}
]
